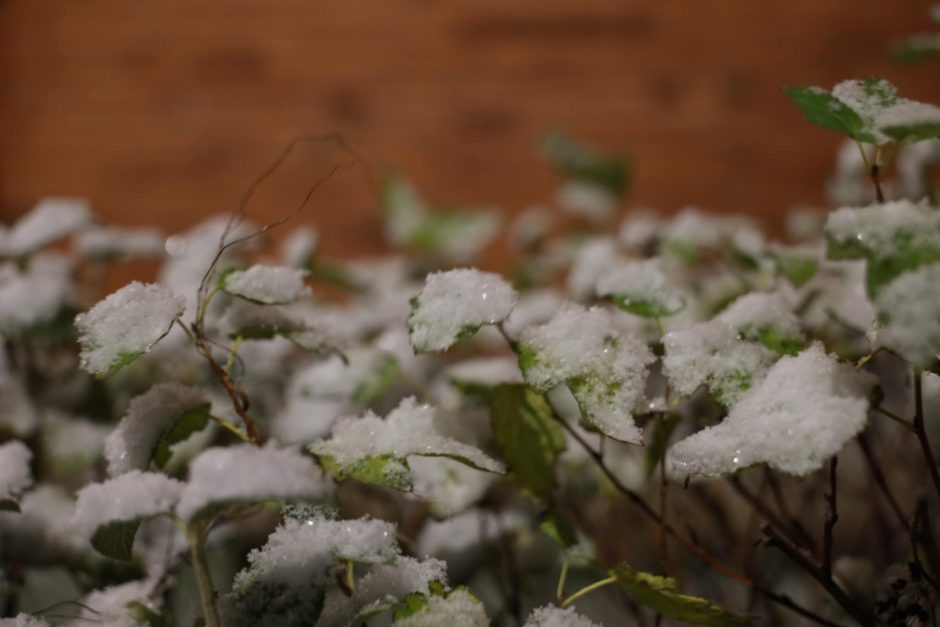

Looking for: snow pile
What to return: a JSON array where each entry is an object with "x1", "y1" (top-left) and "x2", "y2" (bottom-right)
[
  {"x1": 105, "y1": 383, "x2": 209, "y2": 476},
  {"x1": 596, "y1": 258, "x2": 685, "y2": 317},
  {"x1": 393, "y1": 588, "x2": 489, "y2": 626},
  {"x1": 222, "y1": 264, "x2": 310, "y2": 305},
  {"x1": 0, "y1": 441, "x2": 32, "y2": 502},
  {"x1": 825, "y1": 199, "x2": 940, "y2": 260},
  {"x1": 519, "y1": 303, "x2": 654, "y2": 443},
  {"x1": 74, "y1": 578, "x2": 160, "y2": 627},
  {"x1": 874, "y1": 263, "x2": 940, "y2": 366},
  {"x1": 75, "y1": 281, "x2": 186, "y2": 376},
  {"x1": 408, "y1": 269, "x2": 517, "y2": 352},
  {"x1": 524, "y1": 606, "x2": 603, "y2": 627},
  {"x1": 72, "y1": 471, "x2": 183, "y2": 537},
  {"x1": 176, "y1": 444, "x2": 331, "y2": 520},
  {"x1": 4, "y1": 197, "x2": 91, "y2": 257},
  {"x1": 667, "y1": 343, "x2": 875, "y2": 480}
]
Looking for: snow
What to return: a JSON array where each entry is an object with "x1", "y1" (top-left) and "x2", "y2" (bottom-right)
[
  {"x1": 72, "y1": 471, "x2": 183, "y2": 537},
  {"x1": 176, "y1": 444, "x2": 332, "y2": 520},
  {"x1": 280, "y1": 226, "x2": 319, "y2": 269},
  {"x1": 445, "y1": 356, "x2": 525, "y2": 387},
  {"x1": 0, "y1": 615, "x2": 50, "y2": 627},
  {"x1": 290, "y1": 347, "x2": 397, "y2": 402},
  {"x1": 874, "y1": 262, "x2": 940, "y2": 367},
  {"x1": 0, "y1": 254, "x2": 72, "y2": 335},
  {"x1": 0, "y1": 376, "x2": 37, "y2": 437},
  {"x1": 519, "y1": 303, "x2": 654, "y2": 443},
  {"x1": 41, "y1": 411, "x2": 109, "y2": 466},
  {"x1": 75, "y1": 578, "x2": 160, "y2": 627},
  {"x1": 222, "y1": 264, "x2": 310, "y2": 305},
  {"x1": 310, "y1": 397, "x2": 504, "y2": 482},
  {"x1": 663, "y1": 319, "x2": 776, "y2": 407},
  {"x1": 408, "y1": 269, "x2": 517, "y2": 352},
  {"x1": 4, "y1": 197, "x2": 91, "y2": 257},
  {"x1": 556, "y1": 180, "x2": 616, "y2": 222},
  {"x1": 315, "y1": 556, "x2": 448, "y2": 627},
  {"x1": 715, "y1": 290, "x2": 803, "y2": 344},
  {"x1": 76, "y1": 227, "x2": 164, "y2": 260},
  {"x1": 667, "y1": 343, "x2": 875, "y2": 480},
  {"x1": 105, "y1": 383, "x2": 209, "y2": 476},
  {"x1": 503, "y1": 289, "x2": 564, "y2": 340},
  {"x1": 524, "y1": 606, "x2": 602, "y2": 627},
  {"x1": 75, "y1": 281, "x2": 186, "y2": 376},
  {"x1": 618, "y1": 210, "x2": 661, "y2": 251},
  {"x1": 825, "y1": 199, "x2": 940, "y2": 260},
  {"x1": 831, "y1": 78, "x2": 940, "y2": 145},
  {"x1": 227, "y1": 512, "x2": 399, "y2": 627},
  {"x1": 409, "y1": 457, "x2": 496, "y2": 517},
  {"x1": 393, "y1": 588, "x2": 489, "y2": 626},
  {"x1": 596, "y1": 258, "x2": 685, "y2": 316},
  {"x1": 566, "y1": 237, "x2": 620, "y2": 300},
  {"x1": 0, "y1": 441, "x2": 32, "y2": 501}
]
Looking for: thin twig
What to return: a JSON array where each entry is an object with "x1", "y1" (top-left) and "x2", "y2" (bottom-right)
[
  {"x1": 912, "y1": 369, "x2": 940, "y2": 503},
  {"x1": 822, "y1": 457, "x2": 838, "y2": 578},
  {"x1": 856, "y1": 433, "x2": 910, "y2": 533},
  {"x1": 765, "y1": 468, "x2": 817, "y2": 550},
  {"x1": 874, "y1": 405, "x2": 916, "y2": 432},
  {"x1": 729, "y1": 476, "x2": 817, "y2": 556}
]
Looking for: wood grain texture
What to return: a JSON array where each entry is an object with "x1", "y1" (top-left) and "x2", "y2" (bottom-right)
[{"x1": 1, "y1": 0, "x2": 938, "y2": 260}]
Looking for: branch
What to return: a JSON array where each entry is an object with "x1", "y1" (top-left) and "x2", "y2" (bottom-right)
[
  {"x1": 856, "y1": 433, "x2": 911, "y2": 534},
  {"x1": 822, "y1": 457, "x2": 838, "y2": 578},
  {"x1": 912, "y1": 369, "x2": 940, "y2": 503}
]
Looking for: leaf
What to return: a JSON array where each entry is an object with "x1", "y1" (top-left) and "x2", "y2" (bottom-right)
[
  {"x1": 542, "y1": 130, "x2": 630, "y2": 198},
  {"x1": 488, "y1": 384, "x2": 566, "y2": 503},
  {"x1": 883, "y1": 119, "x2": 940, "y2": 144},
  {"x1": 610, "y1": 563, "x2": 753, "y2": 626},
  {"x1": 784, "y1": 86, "x2": 866, "y2": 139},
  {"x1": 91, "y1": 519, "x2": 142, "y2": 562},
  {"x1": 892, "y1": 35, "x2": 940, "y2": 64},
  {"x1": 351, "y1": 353, "x2": 400, "y2": 404},
  {"x1": 392, "y1": 581, "x2": 448, "y2": 620},
  {"x1": 608, "y1": 295, "x2": 684, "y2": 318},
  {"x1": 151, "y1": 404, "x2": 212, "y2": 469},
  {"x1": 318, "y1": 454, "x2": 413, "y2": 491},
  {"x1": 827, "y1": 232, "x2": 940, "y2": 297},
  {"x1": 746, "y1": 326, "x2": 805, "y2": 356},
  {"x1": 127, "y1": 601, "x2": 166, "y2": 627},
  {"x1": 540, "y1": 512, "x2": 578, "y2": 549},
  {"x1": 774, "y1": 252, "x2": 819, "y2": 288}
]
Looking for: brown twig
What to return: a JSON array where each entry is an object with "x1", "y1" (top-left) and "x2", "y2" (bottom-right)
[
  {"x1": 912, "y1": 369, "x2": 940, "y2": 503},
  {"x1": 822, "y1": 457, "x2": 838, "y2": 578},
  {"x1": 762, "y1": 526, "x2": 875, "y2": 627},
  {"x1": 729, "y1": 476, "x2": 817, "y2": 556},
  {"x1": 765, "y1": 468, "x2": 817, "y2": 551},
  {"x1": 856, "y1": 433, "x2": 910, "y2": 534}
]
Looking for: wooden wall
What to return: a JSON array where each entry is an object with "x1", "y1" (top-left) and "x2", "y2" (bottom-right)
[{"x1": 1, "y1": 1, "x2": 938, "y2": 260}]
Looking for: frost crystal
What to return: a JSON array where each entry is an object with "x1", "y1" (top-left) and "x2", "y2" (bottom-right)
[
  {"x1": 222, "y1": 264, "x2": 310, "y2": 305},
  {"x1": 76, "y1": 226, "x2": 164, "y2": 260},
  {"x1": 667, "y1": 343, "x2": 875, "y2": 480},
  {"x1": 227, "y1": 513, "x2": 399, "y2": 627},
  {"x1": 596, "y1": 258, "x2": 685, "y2": 317},
  {"x1": 176, "y1": 444, "x2": 331, "y2": 520},
  {"x1": 105, "y1": 383, "x2": 209, "y2": 476},
  {"x1": 519, "y1": 303, "x2": 654, "y2": 443},
  {"x1": 0, "y1": 441, "x2": 32, "y2": 502},
  {"x1": 310, "y1": 397, "x2": 504, "y2": 489},
  {"x1": 874, "y1": 263, "x2": 940, "y2": 367},
  {"x1": 393, "y1": 588, "x2": 489, "y2": 626},
  {"x1": 75, "y1": 281, "x2": 186, "y2": 377},
  {"x1": 72, "y1": 471, "x2": 183, "y2": 537},
  {"x1": 524, "y1": 605, "x2": 602, "y2": 627},
  {"x1": 5, "y1": 197, "x2": 91, "y2": 257},
  {"x1": 408, "y1": 269, "x2": 517, "y2": 352},
  {"x1": 316, "y1": 556, "x2": 448, "y2": 627},
  {"x1": 0, "y1": 255, "x2": 71, "y2": 335}
]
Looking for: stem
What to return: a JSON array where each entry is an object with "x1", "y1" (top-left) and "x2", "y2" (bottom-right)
[
  {"x1": 874, "y1": 406, "x2": 916, "y2": 432},
  {"x1": 556, "y1": 558, "x2": 570, "y2": 602},
  {"x1": 856, "y1": 433, "x2": 910, "y2": 533},
  {"x1": 913, "y1": 369, "x2": 940, "y2": 503},
  {"x1": 226, "y1": 335, "x2": 244, "y2": 378},
  {"x1": 822, "y1": 457, "x2": 838, "y2": 578},
  {"x1": 560, "y1": 576, "x2": 617, "y2": 608},
  {"x1": 346, "y1": 560, "x2": 356, "y2": 593},
  {"x1": 659, "y1": 442, "x2": 670, "y2": 573},
  {"x1": 186, "y1": 523, "x2": 220, "y2": 627}
]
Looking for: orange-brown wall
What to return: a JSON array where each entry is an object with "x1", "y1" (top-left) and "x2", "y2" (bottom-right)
[{"x1": 2, "y1": 1, "x2": 938, "y2": 260}]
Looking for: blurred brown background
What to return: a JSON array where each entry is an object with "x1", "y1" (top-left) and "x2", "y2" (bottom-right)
[{"x1": 1, "y1": 1, "x2": 938, "y2": 260}]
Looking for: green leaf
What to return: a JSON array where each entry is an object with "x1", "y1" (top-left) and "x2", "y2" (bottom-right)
[
  {"x1": 774, "y1": 252, "x2": 819, "y2": 288},
  {"x1": 883, "y1": 120, "x2": 940, "y2": 144},
  {"x1": 489, "y1": 384, "x2": 566, "y2": 503},
  {"x1": 391, "y1": 585, "x2": 486, "y2": 624},
  {"x1": 542, "y1": 130, "x2": 630, "y2": 198},
  {"x1": 610, "y1": 563, "x2": 753, "y2": 626},
  {"x1": 540, "y1": 512, "x2": 578, "y2": 549},
  {"x1": 784, "y1": 86, "x2": 866, "y2": 139},
  {"x1": 827, "y1": 232, "x2": 940, "y2": 297},
  {"x1": 318, "y1": 454, "x2": 413, "y2": 491},
  {"x1": 91, "y1": 519, "x2": 142, "y2": 562},
  {"x1": 608, "y1": 295, "x2": 683, "y2": 318},
  {"x1": 151, "y1": 404, "x2": 212, "y2": 469},
  {"x1": 745, "y1": 326, "x2": 805, "y2": 357},
  {"x1": 127, "y1": 601, "x2": 166, "y2": 627},
  {"x1": 351, "y1": 354, "x2": 400, "y2": 404},
  {"x1": 710, "y1": 369, "x2": 752, "y2": 408}
]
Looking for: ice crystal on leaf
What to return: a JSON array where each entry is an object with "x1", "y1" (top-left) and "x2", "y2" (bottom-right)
[
  {"x1": 75, "y1": 281, "x2": 186, "y2": 377},
  {"x1": 408, "y1": 268, "x2": 517, "y2": 353},
  {"x1": 667, "y1": 343, "x2": 875, "y2": 480},
  {"x1": 519, "y1": 303, "x2": 654, "y2": 443}
]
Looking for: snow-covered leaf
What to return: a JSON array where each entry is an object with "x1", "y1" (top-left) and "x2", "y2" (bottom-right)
[
  {"x1": 75, "y1": 282, "x2": 186, "y2": 377},
  {"x1": 392, "y1": 585, "x2": 488, "y2": 626},
  {"x1": 310, "y1": 397, "x2": 504, "y2": 491},
  {"x1": 176, "y1": 445, "x2": 332, "y2": 521},
  {"x1": 75, "y1": 226, "x2": 164, "y2": 261},
  {"x1": 0, "y1": 441, "x2": 32, "y2": 509},
  {"x1": 874, "y1": 262, "x2": 940, "y2": 367},
  {"x1": 542, "y1": 130, "x2": 629, "y2": 199},
  {"x1": 408, "y1": 269, "x2": 517, "y2": 353},
  {"x1": 519, "y1": 303, "x2": 654, "y2": 443},
  {"x1": 524, "y1": 606, "x2": 601, "y2": 627},
  {"x1": 4, "y1": 197, "x2": 91, "y2": 257},
  {"x1": 596, "y1": 258, "x2": 685, "y2": 318},
  {"x1": 667, "y1": 343, "x2": 875, "y2": 480},
  {"x1": 221, "y1": 264, "x2": 310, "y2": 305},
  {"x1": 0, "y1": 255, "x2": 71, "y2": 336}
]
